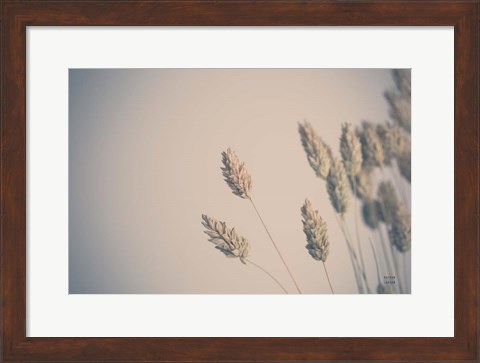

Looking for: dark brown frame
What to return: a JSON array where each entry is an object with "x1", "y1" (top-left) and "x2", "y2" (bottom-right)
[{"x1": 1, "y1": 1, "x2": 478, "y2": 362}]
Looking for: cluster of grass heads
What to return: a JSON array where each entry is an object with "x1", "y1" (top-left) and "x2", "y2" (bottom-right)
[
  {"x1": 203, "y1": 147, "x2": 299, "y2": 293},
  {"x1": 201, "y1": 70, "x2": 411, "y2": 294},
  {"x1": 298, "y1": 70, "x2": 411, "y2": 294}
]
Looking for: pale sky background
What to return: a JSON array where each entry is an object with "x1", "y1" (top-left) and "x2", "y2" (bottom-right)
[{"x1": 69, "y1": 69, "x2": 411, "y2": 294}]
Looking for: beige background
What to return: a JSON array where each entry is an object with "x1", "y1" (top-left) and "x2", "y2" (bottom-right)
[{"x1": 69, "y1": 69, "x2": 410, "y2": 294}]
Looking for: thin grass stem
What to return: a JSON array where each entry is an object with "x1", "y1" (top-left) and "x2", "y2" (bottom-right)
[
  {"x1": 377, "y1": 228, "x2": 394, "y2": 280},
  {"x1": 376, "y1": 171, "x2": 404, "y2": 294},
  {"x1": 342, "y1": 217, "x2": 372, "y2": 293},
  {"x1": 369, "y1": 237, "x2": 383, "y2": 288},
  {"x1": 334, "y1": 213, "x2": 364, "y2": 293},
  {"x1": 386, "y1": 227, "x2": 404, "y2": 294},
  {"x1": 402, "y1": 252, "x2": 409, "y2": 293},
  {"x1": 390, "y1": 161, "x2": 409, "y2": 208},
  {"x1": 352, "y1": 178, "x2": 371, "y2": 293},
  {"x1": 249, "y1": 197, "x2": 302, "y2": 294},
  {"x1": 322, "y1": 262, "x2": 334, "y2": 294},
  {"x1": 244, "y1": 258, "x2": 289, "y2": 294},
  {"x1": 379, "y1": 225, "x2": 403, "y2": 293}
]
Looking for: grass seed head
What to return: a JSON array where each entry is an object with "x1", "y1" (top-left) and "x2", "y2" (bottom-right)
[
  {"x1": 221, "y1": 148, "x2": 253, "y2": 199},
  {"x1": 388, "y1": 203, "x2": 411, "y2": 253},
  {"x1": 201, "y1": 214, "x2": 250, "y2": 264},
  {"x1": 299, "y1": 121, "x2": 333, "y2": 180},
  {"x1": 357, "y1": 121, "x2": 385, "y2": 168},
  {"x1": 327, "y1": 158, "x2": 350, "y2": 216},
  {"x1": 301, "y1": 199, "x2": 330, "y2": 262},
  {"x1": 340, "y1": 122, "x2": 363, "y2": 177}
]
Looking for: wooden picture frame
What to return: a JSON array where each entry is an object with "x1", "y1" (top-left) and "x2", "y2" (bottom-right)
[{"x1": 1, "y1": 1, "x2": 478, "y2": 361}]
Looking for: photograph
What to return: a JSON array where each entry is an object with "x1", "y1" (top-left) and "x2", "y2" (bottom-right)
[
  {"x1": 68, "y1": 68, "x2": 411, "y2": 294},
  {"x1": 3, "y1": 1, "x2": 475, "y2": 360}
]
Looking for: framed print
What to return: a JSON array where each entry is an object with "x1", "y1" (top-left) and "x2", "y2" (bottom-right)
[{"x1": 1, "y1": 1, "x2": 478, "y2": 362}]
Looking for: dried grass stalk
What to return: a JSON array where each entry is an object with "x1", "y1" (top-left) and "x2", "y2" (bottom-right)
[
  {"x1": 301, "y1": 199, "x2": 330, "y2": 262},
  {"x1": 220, "y1": 148, "x2": 302, "y2": 293},
  {"x1": 349, "y1": 169, "x2": 373, "y2": 201},
  {"x1": 340, "y1": 122, "x2": 363, "y2": 177},
  {"x1": 377, "y1": 123, "x2": 397, "y2": 166},
  {"x1": 201, "y1": 214, "x2": 250, "y2": 264},
  {"x1": 301, "y1": 199, "x2": 334, "y2": 293},
  {"x1": 362, "y1": 199, "x2": 382, "y2": 230},
  {"x1": 389, "y1": 203, "x2": 411, "y2": 253},
  {"x1": 396, "y1": 147, "x2": 411, "y2": 183},
  {"x1": 377, "y1": 181, "x2": 399, "y2": 225},
  {"x1": 327, "y1": 158, "x2": 350, "y2": 216},
  {"x1": 357, "y1": 121, "x2": 385, "y2": 168},
  {"x1": 299, "y1": 121, "x2": 333, "y2": 180},
  {"x1": 392, "y1": 69, "x2": 411, "y2": 102},
  {"x1": 377, "y1": 122, "x2": 411, "y2": 168},
  {"x1": 221, "y1": 148, "x2": 252, "y2": 199},
  {"x1": 385, "y1": 69, "x2": 411, "y2": 132}
]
